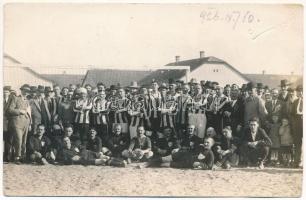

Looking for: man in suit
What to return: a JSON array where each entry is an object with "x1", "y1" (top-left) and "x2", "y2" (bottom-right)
[
  {"x1": 282, "y1": 88, "x2": 296, "y2": 120},
  {"x1": 7, "y1": 84, "x2": 32, "y2": 163},
  {"x1": 3, "y1": 86, "x2": 13, "y2": 162},
  {"x1": 222, "y1": 87, "x2": 244, "y2": 138},
  {"x1": 240, "y1": 117, "x2": 272, "y2": 169},
  {"x1": 29, "y1": 86, "x2": 43, "y2": 136},
  {"x1": 256, "y1": 83, "x2": 265, "y2": 101},
  {"x1": 243, "y1": 82, "x2": 267, "y2": 127},
  {"x1": 291, "y1": 85, "x2": 303, "y2": 168},
  {"x1": 265, "y1": 88, "x2": 283, "y2": 122},
  {"x1": 278, "y1": 79, "x2": 291, "y2": 102}
]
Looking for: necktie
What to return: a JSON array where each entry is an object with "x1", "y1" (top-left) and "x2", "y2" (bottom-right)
[{"x1": 299, "y1": 98, "x2": 303, "y2": 113}]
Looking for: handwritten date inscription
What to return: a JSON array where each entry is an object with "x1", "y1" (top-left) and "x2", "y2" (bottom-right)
[{"x1": 200, "y1": 8, "x2": 260, "y2": 30}]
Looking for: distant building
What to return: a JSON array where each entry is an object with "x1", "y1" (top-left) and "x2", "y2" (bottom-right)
[
  {"x1": 3, "y1": 53, "x2": 54, "y2": 90},
  {"x1": 40, "y1": 74, "x2": 85, "y2": 88},
  {"x1": 82, "y1": 69, "x2": 151, "y2": 87},
  {"x1": 140, "y1": 52, "x2": 251, "y2": 86},
  {"x1": 244, "y1": 73, "x2": 303, "y2": 89}
]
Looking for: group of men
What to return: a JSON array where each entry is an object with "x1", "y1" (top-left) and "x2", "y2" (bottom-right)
[{"x1": 2, "y1": 78, "x2": 303, "y2": 169}]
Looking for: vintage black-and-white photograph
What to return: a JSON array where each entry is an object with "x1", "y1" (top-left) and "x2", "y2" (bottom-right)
[{"x1": 2, "y1": 2, "x2": 304, "y2": 197}]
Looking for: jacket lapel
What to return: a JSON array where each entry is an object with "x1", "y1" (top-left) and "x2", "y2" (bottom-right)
[
  {"x1": 33, "y1": 99, "x2": 42, "y2": 113},
  {"x1": 43, "y1": 99, "x2": 51, "y2": 121}
]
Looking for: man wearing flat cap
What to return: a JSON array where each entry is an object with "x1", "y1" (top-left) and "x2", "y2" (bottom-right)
[
  {"x1": 6, "y1": 84, "x2": 32, "y2": 163},
  {"x1": 291, "y1": 85, "x2": 303, "y2": 168}
]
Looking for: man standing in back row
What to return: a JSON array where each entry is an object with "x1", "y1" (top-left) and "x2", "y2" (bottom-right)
[
  {"x1": 291, "y1": 85, "x2": 303, "y2": 168},
  {"x1": 7, "y1": 84, "x2": 32, "y2": 163}
]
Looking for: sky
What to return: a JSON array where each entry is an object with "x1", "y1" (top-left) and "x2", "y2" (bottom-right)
[{"x1": 3, "y1": 3, "x2": 304, "y2": 75}]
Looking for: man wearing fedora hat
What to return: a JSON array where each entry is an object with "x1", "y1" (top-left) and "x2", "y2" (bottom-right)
[
  {"x1": 291, "y1": 85, "x2": 303, "y2": 168},
  {"x1": 256, "y1": 83, "x2": 265, "y2": 101},
  {"x1": 6, "y1": 84, "x2": 32, "y2": 163},
  {"x1": 127, "y1": 81, "x2": 140, "y2": 96},
  {"x1": 243, "y1": 82, "x2": 267, "y2": 127},
  {"x1": 3, "y1": 86, "x2": 14, "y2": 162},
  {"x1": 278, "y1": 79, "x2": 291, "y2": 102},
  {"x1": 282, "y1": 87, "x2": 297, "y2": 119}
]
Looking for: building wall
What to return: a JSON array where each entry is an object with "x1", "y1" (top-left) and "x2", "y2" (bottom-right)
[
  {"x1": 183, "y1": 63, "x2": 249, "y2": 86},
  {"x1": 4, "y1": 66, "x2": 53, "y2": 91}
]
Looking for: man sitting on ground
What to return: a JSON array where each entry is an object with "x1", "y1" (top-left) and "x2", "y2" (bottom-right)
[
  {"x1": 147, "y1": 124, "x2": 204, "y2": 168},
  {"x1": 192, "y1": 137, "x2": 215, "y2": 170},
  {"x1": 28, "y1": 124, "x2": 55, "y2": 165},
  {"x1": 213, "y1": 127, "x2": 240, "y2": 170},
  {"x1": 152, "y1": 127, "x2": 179, "y2": 157},
  {"x1": 122, "y1": 126, "x2": 153, "y2": 163},
  {"x1": 57, "y1": 136, "x2": 109, "y2": 166},
  {"x1": 106, "y1": 124, "x2": 129, "y2": 158}
]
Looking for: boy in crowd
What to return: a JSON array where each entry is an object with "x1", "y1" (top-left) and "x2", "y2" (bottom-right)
[
  {"x1": 212, "y1": 127, "x2": 240, "y2": 169},
  {"x1": 28, "y1": 124, "x2": 55, "y2": 165},
  {"x1": 122, "y1": 126, "x2": 153, "y2": 162},
  {"x1": 266, "y1": 115, "x2": 281, "y2": 166},
  {"x1": 279, "y1": 117, "x2": 294, "y2": 166},
  {"x1": 192, "y1": 137, "x2": 215, "y2": 170}
]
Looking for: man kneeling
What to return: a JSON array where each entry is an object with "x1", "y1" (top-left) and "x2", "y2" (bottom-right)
[{"x1": 240, "y1": 117, "x2": 272, "y2": 169}]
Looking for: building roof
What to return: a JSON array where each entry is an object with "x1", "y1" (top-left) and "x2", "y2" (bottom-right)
[
  {"x1": 3, "y1": 53, "x2": 22, "y2": 65},
  {"x1": 40, "y1": 74, "x2": 85, "y2": 87},
  {"x1": 139, "y1": 56, "x2": 251, "y2": 85},
  {"x1": 244, "y1": 74, "x2": 303, "y2": 89},
  {"x1": 4, "y1": 66, "x2": 54, "y2": 90},
  {"x1": 3, "y1": 53, "x2": 55, "y2": 87},
  {"x1": 23, "y1": 67, "x2": 56, "y2": 84},
  {"x1": 82, "y1": 69, "x2": 152, "y2": 87}
]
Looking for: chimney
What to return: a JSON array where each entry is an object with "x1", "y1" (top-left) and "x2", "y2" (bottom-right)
[
  {"x1": 200, "y1": 51, "x2": 205, "y2": 58},
  {"x1": 262, "y1": 70, "x2": 265, "y2": 75},
  {"x1": 175, "y1": 56, "x2": 180, "y2": 63}
]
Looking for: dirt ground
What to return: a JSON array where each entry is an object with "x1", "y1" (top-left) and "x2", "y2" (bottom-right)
[{"x1": 2, "y1": 163, "x2": 303, "y2": 197}]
